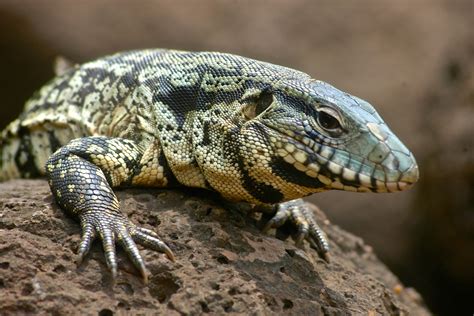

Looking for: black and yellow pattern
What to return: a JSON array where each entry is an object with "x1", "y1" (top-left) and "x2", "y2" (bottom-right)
[
  {"x1": 45, "y1": 136, "x2": 173, "y2": 281},
  {"x1": 0, "y1": 49, "x2": 419, "y2": 280}
]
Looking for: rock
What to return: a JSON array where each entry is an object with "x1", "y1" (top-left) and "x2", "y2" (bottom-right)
[{"x1": 0, "y1": 180, "x2": 430, "y2": 315}]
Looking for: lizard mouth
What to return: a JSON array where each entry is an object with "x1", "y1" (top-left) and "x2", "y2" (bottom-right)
[{"x1": 270, "y1": 131, "x2": 418, "y2": 193}]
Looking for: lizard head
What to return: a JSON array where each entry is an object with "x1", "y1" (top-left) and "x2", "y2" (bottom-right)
[{"x1": 241, "y1": 79, "x2": 419, "y2": 194}]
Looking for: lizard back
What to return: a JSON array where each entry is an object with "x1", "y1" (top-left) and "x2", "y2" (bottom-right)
[{"x1": 0, "y1": 49, "x2": 307, "y2": 189}]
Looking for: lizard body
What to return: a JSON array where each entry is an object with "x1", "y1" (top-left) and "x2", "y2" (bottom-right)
[{"x1": 0, "y1": 49, "x2": 419, "y2": 280}]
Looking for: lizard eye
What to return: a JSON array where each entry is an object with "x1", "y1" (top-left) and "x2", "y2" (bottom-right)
[
  {"x1": 317, "y1": 108, "x2": 342, "y2": 132},
  {"x1": 243, "y1": 90, "x2": 274, "y2": 120},
  {"x1": 317, "y1": 107, "x2": 344, "y2": 137}
]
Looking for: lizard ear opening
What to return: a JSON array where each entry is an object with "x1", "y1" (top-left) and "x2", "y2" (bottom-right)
[{"x1": 242, "y1": 90, "x2": 274, "y2": 120}]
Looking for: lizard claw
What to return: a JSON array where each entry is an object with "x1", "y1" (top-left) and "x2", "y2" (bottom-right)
[
  {"x1": 263, "y1": 199, "x2": 330, "y2": 260},
  {"x1": 76, "y1": 221, "x2": 96, "y2": 265},
  {"x1": 77, "y1": 211, "x2": 174, "y2": 282}
]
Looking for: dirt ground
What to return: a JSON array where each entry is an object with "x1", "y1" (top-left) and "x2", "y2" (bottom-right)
[{"x1": 0, "y1": 1, "x2": 473, "y2": 314}]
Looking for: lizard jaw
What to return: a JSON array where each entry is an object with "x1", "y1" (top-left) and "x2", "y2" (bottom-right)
[{"x1": 271, "y1": 132, "x2": 419, "y2": 193}]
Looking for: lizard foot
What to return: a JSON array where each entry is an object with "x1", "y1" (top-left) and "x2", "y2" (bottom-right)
[
  {"x1": 263, "y1": 199, "x2": 330, "y2": 261},
  {"x1": 76, "y1": 211, "x2": 174, "y2": 283}
]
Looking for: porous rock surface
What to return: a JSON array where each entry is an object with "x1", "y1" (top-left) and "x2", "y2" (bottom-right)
[{"x1": 0, "y1": 180, "x2": 430, "y2": 315}]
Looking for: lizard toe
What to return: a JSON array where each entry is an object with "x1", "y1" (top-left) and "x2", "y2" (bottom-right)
[
  {"x1": 135, "y1": 226, "x2": 160, "y2": 238},
  {"x1": 309, "y1": 221, "x2": 330, "y2": 257},
  {"x1": 118, "y1": 230, "x2": 148, "y2": 283},
  {"x1": 294, "y1": 219, "x2": 310, "y2": 247},
  {"x1": 132, "y1": 229, "x2": 175, "y2": 262},
  {"x1": 77, "y1": 221, "x2": 96, "y2": 265},
  {"x1": 262, "y1": 206, "x2": 291, "y2": 232},
  {"x1": 99, "y1": 225, "x2": 118, "y2": 280}
]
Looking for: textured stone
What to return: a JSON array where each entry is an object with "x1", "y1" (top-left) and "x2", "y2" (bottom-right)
[{"x1": 0, "y1": 180, "x2": 430, "y2": 315}]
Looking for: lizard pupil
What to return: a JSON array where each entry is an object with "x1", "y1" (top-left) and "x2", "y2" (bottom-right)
[{"x1": 318, "y1": 111, "x2": 341, "y2": 130}]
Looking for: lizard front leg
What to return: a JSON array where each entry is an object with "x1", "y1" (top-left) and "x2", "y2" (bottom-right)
[
  {"x1": 45, "y1": 136, "x2": 174, "y2": 282},
  {"x1": 262, "y1": 198, "x2": 330, "y2": 261}
]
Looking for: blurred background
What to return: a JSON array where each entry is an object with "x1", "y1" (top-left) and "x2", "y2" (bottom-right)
[{"x1": 0, "y1": 0, "x2": 472, "y2": 314}]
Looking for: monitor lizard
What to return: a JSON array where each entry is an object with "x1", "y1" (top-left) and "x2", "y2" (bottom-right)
[{"x1": 0, "y1": 49, "x2": 419, "y2": 282}]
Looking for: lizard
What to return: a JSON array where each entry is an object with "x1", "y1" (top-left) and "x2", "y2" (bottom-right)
[{"x1": 0, "y1": 49, "x2": 419, "y2": 282}]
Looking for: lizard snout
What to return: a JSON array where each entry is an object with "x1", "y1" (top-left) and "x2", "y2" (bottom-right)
[{"x1": 397, "y1": 161, "x2": 419, "y2": 191}]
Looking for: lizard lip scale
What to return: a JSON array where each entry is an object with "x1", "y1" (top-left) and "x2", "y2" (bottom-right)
[
  {"x1": 274, "y1": 130, "x2": 419, "y2": 193},
  {"x1": 0, "y1": 49, "x2": 420, "y2": 280},
  {"x1": 395, "y1": 163, "x2": 419, "y2": 190}
]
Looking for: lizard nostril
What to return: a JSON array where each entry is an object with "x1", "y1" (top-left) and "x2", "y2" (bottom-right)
[
  {"x1": 368, "y1": 142, "x2": 390, "y2": 164},
  {"x1": 392, "y1": 156, "x2": 400, "y2": 170}
]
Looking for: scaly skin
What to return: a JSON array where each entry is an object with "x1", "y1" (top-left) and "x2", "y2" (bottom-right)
[{"x1": 0, "y1": 49, "x2": 419, "y2": 281}]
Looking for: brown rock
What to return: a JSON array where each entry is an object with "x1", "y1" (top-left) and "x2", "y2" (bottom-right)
[{"x1": 0, "y1": 180, "x2": 430, "y2": 315}]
